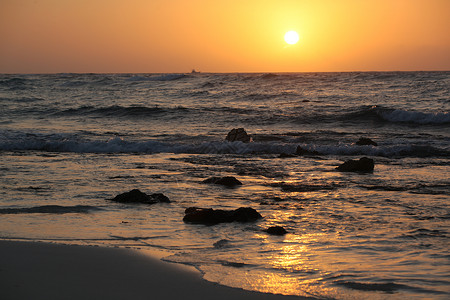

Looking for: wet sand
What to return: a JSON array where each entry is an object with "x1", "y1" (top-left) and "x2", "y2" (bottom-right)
[{"x1": 0, "y1": 240, "x2": 313, "y2": 300}]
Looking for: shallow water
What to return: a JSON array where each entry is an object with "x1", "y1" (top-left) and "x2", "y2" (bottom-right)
[{"x1": 1, "y1": 72, "x2": 449, "y2": 299}]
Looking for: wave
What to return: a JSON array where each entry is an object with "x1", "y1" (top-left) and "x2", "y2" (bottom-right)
[
  {"x1": 360, "y1": 182, "x2": 450, "y2": 195},
  {"x1": 243, "y1": 91, "x2": 301, "y2": 101},
  {"x1": 0, "y1": 77, "x2": 31, "y2": 90},
  {"x1": 269, "y1": 182, "x2": 341, "y2": 192},
  {"x1": 347, "y1": 106, "x2": 450, "y2": 125},
  {"x1": 0, "y1": 77, "x2": 29, "y2": 86},
  {"x1": 54, "y1": 104, "x2": 261, "y2": 119},
  {"x1": 0, "y1": 135, "x2": 289, "y2": 154},
  {"x1": 333, "y1": 278, "x2": 449, "y2": 295},
  {"x1": 126, "y1": 74, "x2": 186, "y2": 82},
  {"x1": 1, "y1": 131, "x2": 448, "y2": 158},
  {"x1": 55, "y1": 105, "x2": 190, "y2": 118},
  {"x1": 0, "y1": 96, "x2": 44, "y2": 103},
  {"x1": 333, "y1": 280, "x2": 412, "y2": 292},
  {"x1": 311, "y1": 143, "x2": 449, "y2": 158},
  {"x1": 0, "y1": 205, "x2": 101, "y2": 214},
  {"x1": 378, "y1": 108, "x2": 450, "y2": 124},
  {"x1": 57, "y1": 74, "x2": 187, "y2": 87}
]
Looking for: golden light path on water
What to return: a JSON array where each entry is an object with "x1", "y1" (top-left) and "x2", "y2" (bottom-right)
[{"x1": 205, "y1": 230, "x2": 342, "y2": 298}]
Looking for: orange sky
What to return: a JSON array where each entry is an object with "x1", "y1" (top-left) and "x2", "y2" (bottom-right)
[{"x1": 1, "y1": 0, "x2": 449, "y2": 73}]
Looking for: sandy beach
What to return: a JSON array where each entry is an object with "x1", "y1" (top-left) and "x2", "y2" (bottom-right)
[{"x1": 0, "y1": 241, "x2": 312, "y2": 300}]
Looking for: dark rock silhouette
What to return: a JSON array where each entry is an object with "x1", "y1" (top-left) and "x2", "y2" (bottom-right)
[
  {"x1": 265, "y1": 226, "x2": 287, "y2": 235},
  {"x1": 202, "y1": 176, "x2": 242, "y2": 187},
  {"x1": 183, "y1": 207, "x2": 262, "y2": 225},
  {"x1": 336, "y1": 157, "x2": 374, "y2": 172},
  {"x1": 278, "y1": 153, "x2": 297, "y2": 158},
  {"x1": 213, "y1": 239, "x2": 231, "y2": 249},
  {"x1": 225, "y1": 128, "x2": 251, "y2": 143},
  {"x1": 295, "y1": 146, "x2": 321, "y2": 156},
  {"x1": 355, "y1": 137, "x2": 378, "y2": 146},
  {"x1": 111, "y1": 189, "x2": 170, "y2": 204},
  {"x1": 0, "y1": 205, "x2": 100, "y2": 214}
]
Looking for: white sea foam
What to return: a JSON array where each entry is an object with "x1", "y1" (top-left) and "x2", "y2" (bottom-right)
[{"x1": 1, "y1": 131, "x2": 447, "y2": 158}]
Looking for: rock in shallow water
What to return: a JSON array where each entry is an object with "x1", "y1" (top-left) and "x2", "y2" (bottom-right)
[
  {"x1": 225, "y1": 128, "x2": 252, "y2": 143},
  {"x1": 336, "y1": 157, "x2": 374, "y2": 172},
  {"x1": 264, "y1": 226, "x2": 288, "y2": 235},
  {"x1": 202, "y1": 176, "x2": 242, "y2": 187},
  {"x1": 278, "y1": 153, "x2": 297, "y2": 158},
  {"x1": 110, "y1": 189, "x2": 170, "y2": 204},
  {"x1": 355, "y1": 137, "x2": 378, "y2": 146},
  {"x1": 183, "y1": 207, "x2": 262, "y2": 225}
]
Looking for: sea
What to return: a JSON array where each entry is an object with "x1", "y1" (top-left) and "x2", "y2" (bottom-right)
[{"x1": 0, "y1": 72, "x2": 449, "y2": 299}]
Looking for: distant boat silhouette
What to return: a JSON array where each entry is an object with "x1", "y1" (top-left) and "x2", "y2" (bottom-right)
[{"x1": 191, "y1": 69, "x2": 200, "y2": 74}]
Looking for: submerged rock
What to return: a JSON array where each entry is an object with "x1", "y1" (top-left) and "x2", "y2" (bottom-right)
[
  {"x1": 355, "y1": 137, "x2": 378, "y2": 146},
  {"x1": 336, "y1": 157, "x2": 374, "y2": 172},
  {"x1": 278, "y1": 153, "x2": 297, "y2": 158},
  {"x1": 213, "y1": 239, "x2": 231, "y2": 249},
  {"x1": 183, "y1": 207, "x2": 262, "y2": 225},
  {"x1": 264, "y1": 226, "x2": 287, "y2": 235},
  {"x1": 295, "y1": 146, "x2": 321, "y2": 156},
  {"x1": 111, "y1": 189, "x2": 170, "y2": 204},
  {"x1": 0, "y1": 205, "x2": 100, "y2": 214},
  {"x1": 202, "y1": 176, "x2": 242, "y2": 187},
  {"x1": 225, "y1": 128, "x2": 251, "y2": 143}
]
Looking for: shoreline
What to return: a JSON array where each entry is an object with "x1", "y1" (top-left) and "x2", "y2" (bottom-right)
[{"x1": 0, "y1": 240, "x2": 314, "y2": 300}]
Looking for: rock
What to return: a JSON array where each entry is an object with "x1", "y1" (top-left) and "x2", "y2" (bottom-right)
[
  {"x1": 225, "y1": 128, "x2": 251, "y2": 143},
  {"x1": 233, "y1": 207, "x2": 263, "y2": 222},
  {"x1": 279, "y1": 153, "x2": 297, "y2": 158},
  {"x1": 265, "y1": 226, "x2": 287, "y2": 235},
  {"x1": 202, "y1": 176, "x2": 242, "y2": 187},
  {"x1": 295, "y1": 146, "x2": 321, "y2": 156},
  {"x1": 183, "y1": 207, "x2": 262, "y2": 225},
  {"x1": 355, "y1": 137, "x2": 378, "y2": 146},
  {"x1": 148, "y1": 193, "x2": 170, "y2": 203},
  {"x1": 213, "y1": 239, "x2": 231, "y2": 249},
  {"x1": 111, "y1": 189, "x2": 170, "y2": 204},
  {"x1": 336, "y1": 157, "x2": 374, "y2": 172}
]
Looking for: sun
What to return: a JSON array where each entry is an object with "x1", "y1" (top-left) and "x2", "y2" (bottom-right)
[{"x1": 284, "y1": 31, "x2": 299, "y2": 45}]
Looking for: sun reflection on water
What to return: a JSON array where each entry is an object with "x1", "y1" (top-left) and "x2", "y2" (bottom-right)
[{"x1": 231, "y1": 231, "x2": 334, "y2": 298}]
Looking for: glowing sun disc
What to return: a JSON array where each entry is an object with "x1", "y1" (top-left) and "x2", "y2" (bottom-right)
[{"x1": 284, "y1": 31, "x2": 299, "y2": 45}]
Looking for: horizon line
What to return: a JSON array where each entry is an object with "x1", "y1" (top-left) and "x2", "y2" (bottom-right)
[{"x1": 1, "y1": 70, "x2": 449, "y2": 75}]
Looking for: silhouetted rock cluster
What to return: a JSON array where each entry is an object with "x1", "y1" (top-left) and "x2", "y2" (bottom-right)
[
  {"x1": 183, "y1": 207, "x2": 262, "y2": 225},
  {"x1": 336, "y1": 157, "x2": 374, "y2": 172},
  {"x1": 355, "y1": 137, "x2": 378, "y2": 146},
  {"x1": 202, "y1": 176, "x2": 242, "y2": 187},
  {"x1": 111, "y1": 189, "x2": 170, "y2": 204},
  {"x1": 225, "y1": 128, "x2": 251, "y2": 143}
]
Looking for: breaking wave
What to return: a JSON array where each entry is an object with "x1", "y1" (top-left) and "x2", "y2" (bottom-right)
[
  {"x1": 347, "y1": 106, "x2": 450, "y2": 125},
  {"x1": 378, "y1": 108, "x2": 450, "y2": 124},
  {"x1": 1, "y1": 131, "x2": 448, "y2": 158}
]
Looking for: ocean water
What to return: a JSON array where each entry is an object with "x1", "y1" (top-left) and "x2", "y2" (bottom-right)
[{"x1": 0, "y1": 72, "x2": 449, "y2": 299}]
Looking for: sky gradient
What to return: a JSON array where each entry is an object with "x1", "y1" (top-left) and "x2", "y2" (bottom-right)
[{"x1": 1, "y1": 0, "x2": 449, "y2": 73}]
